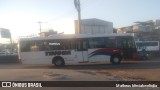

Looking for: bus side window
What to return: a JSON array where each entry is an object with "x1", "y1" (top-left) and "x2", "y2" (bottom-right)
[
  {"x1": 89, "y1": 38, "x2": 105, "y2": 49},
  {"x1": 89, "y1": 38, "x2": 95, "y2": 49},
  {"x1": 71, "y1": 40, "x2": 75, "y2": 49},
  {"x1": 116, "y1": 38, "x2": 123, "y2": 48},
  {"x1": 76, "y1": 39, "x2": 88, "y2": 51},
  {"x1": 30, "y1": 41, "x2": 39, "y2": 52},
  {"x1": 128, "y1": 38, "x2": 136, "y2": 48},
  {"x1": 76, "y1": 40, "x2": 81, "y2": 51},
  {"x1": 20, "y1": 41, "x2": 30, "y2": 52},
  {"x1": 82, "y1": 40, "x2": 88, "y2": 50},
  {"x1": 105, "y1": 38, "x2": 116, "y2": 48}
]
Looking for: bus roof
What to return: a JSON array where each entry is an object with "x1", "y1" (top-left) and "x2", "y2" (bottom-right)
[{"x1": 19, "y1": 33, "x2": 133, "y2": 41}]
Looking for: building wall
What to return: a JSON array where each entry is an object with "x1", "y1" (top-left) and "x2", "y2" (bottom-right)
[
  {"x1": 75, "y1": 18, "x2": 113, "y2": 34},
  {"x1": 117, "y1": 19, "x2": 160, "y2": 34},
  {"x1": 154, "y1": 20, "x2": 160, "y2": 29},
  {"x1": 117, "y1": 26, "x2": 132, "y2": 34},
  {"x1": 117, "y1": 19, "x2": 160, "y2": 41}
]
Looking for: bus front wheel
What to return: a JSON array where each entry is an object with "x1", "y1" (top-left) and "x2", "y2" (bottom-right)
[
  {"x1": 53, "y1": 57, "x2": 65, "y2": 67},
  {"x1": 111, "y1": 55, "x2": 121, "y2": 64}
]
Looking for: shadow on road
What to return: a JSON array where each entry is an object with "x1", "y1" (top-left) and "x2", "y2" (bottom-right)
[
  {"x1": 1, "y1": 59, "x2": 160, "y2": 70},
  {"x1": 51, "y1": 61, "x2": 160, "y2": 70}
]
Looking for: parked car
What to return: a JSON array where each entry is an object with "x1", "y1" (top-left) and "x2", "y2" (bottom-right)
[
  {"x1": 0, "y1": 51, "x2": 9, "y2": 56},
  {"x1": 0, "y1": 50, "x2": 17, "y2": 56}
]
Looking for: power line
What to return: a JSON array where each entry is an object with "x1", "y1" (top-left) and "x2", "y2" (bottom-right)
[
  {"x1": 37, "y1": 0, "x2": 96, "y2": 32},
  {"x1": 42, "y1": 0, "x2": 95, "y2": 23}
]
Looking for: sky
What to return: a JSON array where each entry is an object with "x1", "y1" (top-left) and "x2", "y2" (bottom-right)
[{"x1": 0, "y1": 0, "x2": 160, "y2": 41}]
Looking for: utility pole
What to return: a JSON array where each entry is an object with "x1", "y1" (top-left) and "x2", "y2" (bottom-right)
[
  {"x1": 74, "y1": 0, "x2": 81, "y2": 34},
  {"x1": 38, "y1": 21, "x2": 42, "y2": 34},
  {"x1": 78, "y1": 0, "x2": 81, "y2": 34}
]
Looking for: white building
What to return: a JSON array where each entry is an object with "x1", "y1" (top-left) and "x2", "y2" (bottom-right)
[
  {"x1": 75, "y1": 18, "x2": 113, "y2": 34},
  {"x1": 117, "y1": 19, "x2": 160, "y2": 34},
  {"x1": 150, "y1": 19, "x2": 160, "y2": 29}
]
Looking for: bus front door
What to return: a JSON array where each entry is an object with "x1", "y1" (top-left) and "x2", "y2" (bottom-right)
[
  {"x1": 75, "y1": 40, "x2": 88, "y2": 63},
  {"x1": 122, "y1": 37, "x2": 137, "y2": 60}
]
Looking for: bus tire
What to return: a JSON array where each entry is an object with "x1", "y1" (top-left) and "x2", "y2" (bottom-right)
[
  {"x1": 110, "y1": 55, "x2": 121, "y2": 64},
  {"x1": 141, "y1": 56, "x2": 148, "y2": 60},
  {"x1": 52, "y1": 56, "x2": 65, "y2": 67}
]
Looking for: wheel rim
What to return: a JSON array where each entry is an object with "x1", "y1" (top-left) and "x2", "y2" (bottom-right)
[
  {"x1": 142, "y1": 56, "x2": 147, "y2": 60},
  {"x1": 55, "y1": 60, "x2": 62, "y2": 66},
  {"x1": 113, "y1": 57, "x2": 119, "y2": 63}
]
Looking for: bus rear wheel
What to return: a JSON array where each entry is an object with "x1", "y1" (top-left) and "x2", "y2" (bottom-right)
[
  {"x1": 111, "y1": 55, "x2": 121, "y2": 64},
  {"x1": 53, "y1": 57, "x2": 65, "y2": 67}
]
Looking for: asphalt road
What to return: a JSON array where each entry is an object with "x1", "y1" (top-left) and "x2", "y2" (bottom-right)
[
  {"x1": 0, "y1": 58, "x2": 160, "y2": 90},
  {"x1": 0, "y1": 57, "x2": 160, "y2": 70},
  {"x1": 0, "y1": 57, "x2": 160, "y2": 81}
]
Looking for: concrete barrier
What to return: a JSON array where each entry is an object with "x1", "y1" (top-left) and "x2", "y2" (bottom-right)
[{"x1": 0, "y1": 55, "x2": 18, "y2": 64}]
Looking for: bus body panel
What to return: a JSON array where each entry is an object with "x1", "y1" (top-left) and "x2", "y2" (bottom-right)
[
  {"x1": 20, "y1": 52, "x2": 52, "y2": 64},
  {"x1": 18, "y1": 34, "x2": 137, "y2": 65},
  {"x1": 74, "y1": 51, "x2": 88, "y2": 63},
  {"x1": 20, "y1": 49, "x2": 122, "y2": 64},
  {"x1": 21, "y1": 50, "x2": 78, "y2": 64},
  {"x1": 88, "y1": 49, "x2": 111, "y2": 62}
]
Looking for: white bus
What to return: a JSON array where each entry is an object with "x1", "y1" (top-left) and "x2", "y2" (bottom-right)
[
  {"x1": 136, "y1": 41, "x2": 159, "y2": 52},
  {"x1": 18, "y1": 34, "x2": 138, "y2": 66}
]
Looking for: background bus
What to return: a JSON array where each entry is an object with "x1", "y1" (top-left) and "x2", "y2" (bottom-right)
[
  {"x1": 136, "y1": 41, "x2": 160, "y2": 57},
  {"x1": 136, "y1": 41, "x2": 159, "y2": 52},
  {"x1": 18, "y1": 34, "x2": 138, "y2": 66}
]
